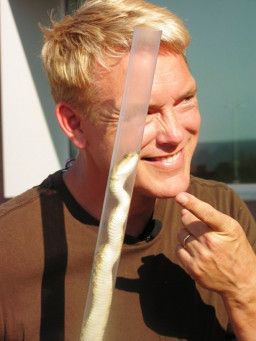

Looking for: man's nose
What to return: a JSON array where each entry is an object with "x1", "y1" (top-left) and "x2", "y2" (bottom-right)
[{"x1": 156, "y1": 110, "x2": 184, "y2": 146}]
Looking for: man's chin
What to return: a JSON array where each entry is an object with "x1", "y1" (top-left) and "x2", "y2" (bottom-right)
[
  {"x1": 156, "y1": 175, "x2": 191, "y2": 199},
  {"x1": 134, "y1": 171, "x2": 191, "y2": 199}
]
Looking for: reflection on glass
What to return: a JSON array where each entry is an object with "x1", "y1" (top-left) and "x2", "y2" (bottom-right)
[{"x1": 192, "y1": 139, "x2": 256, "y2": 184}]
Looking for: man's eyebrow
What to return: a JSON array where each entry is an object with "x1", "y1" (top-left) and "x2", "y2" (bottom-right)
[
  {"x1": 183, "y1": 86, "x2": 198, "y2": 96},
  {"x1": 173, "y1": 87, "x2": 198, "y2": 105},
  {"x1": 148, "y1": 86, "x2": 198, "y2": 111}
]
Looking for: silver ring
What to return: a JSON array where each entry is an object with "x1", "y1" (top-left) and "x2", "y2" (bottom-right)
[{"x1": 183, "y1": 234, "x2": 191, "y2": 248}]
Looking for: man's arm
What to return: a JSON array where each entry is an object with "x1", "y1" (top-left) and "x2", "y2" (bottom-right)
[{"x1": 175, "y1": 192, "x2": 256, "y2": 341}]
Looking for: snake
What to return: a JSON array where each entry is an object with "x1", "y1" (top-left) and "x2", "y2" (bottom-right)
[{"x1": 80, "y1": 151, "x2": 139, "y2": 341}]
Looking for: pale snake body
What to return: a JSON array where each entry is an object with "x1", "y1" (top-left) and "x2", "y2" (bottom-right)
[{"x1": 80, "y1": 151, "x2": 139, "y2": 340}]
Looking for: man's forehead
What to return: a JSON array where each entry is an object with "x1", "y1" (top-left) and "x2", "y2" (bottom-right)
[{"x1": 94, "y1": 51, "x2": 194, "y2": 104}]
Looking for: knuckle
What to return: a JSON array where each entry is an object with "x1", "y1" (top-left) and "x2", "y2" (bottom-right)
[
  {"x1": 203, "y1": 233, "x2": 218, "y2": 251},
  {"x1": 197, "y1": 248, "x2": 211, "y2": 263},
  {"x1": 189, "y1": 263, "x2": 201, "y2": 279}
]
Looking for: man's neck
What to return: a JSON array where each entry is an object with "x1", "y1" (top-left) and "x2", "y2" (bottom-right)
[
  {"x1": 125, "y1": 196, "x2": 155, "y2": 237},
  {"x1": 62, "y1": 157, "x2": 105, "y2": 219},
  {"x1": 63, "y1": 154, "x2": 155, "y2": 238}
]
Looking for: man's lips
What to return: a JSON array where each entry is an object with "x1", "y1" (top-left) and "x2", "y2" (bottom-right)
[{"x1": 142, "y1": 150, "x2": 182, "y2": 164}]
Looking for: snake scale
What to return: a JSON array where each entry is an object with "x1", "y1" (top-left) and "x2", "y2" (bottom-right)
[{"x1": 80, "y1": 151, "x2": 139, "y2": 340}]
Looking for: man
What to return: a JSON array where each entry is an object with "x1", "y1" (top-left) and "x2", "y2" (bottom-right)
[{"x1": 0, "y1": 0, "x2": 256, "y2": 340}]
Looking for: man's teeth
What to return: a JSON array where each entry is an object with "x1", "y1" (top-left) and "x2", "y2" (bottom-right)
[{"x1": 154, "y1": 151, "x2": 181, "y2": 163}]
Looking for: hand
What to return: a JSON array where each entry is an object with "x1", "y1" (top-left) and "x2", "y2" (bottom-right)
[
  {"x1": 175, "y1": 192, "x2": 256, "y2": 298},
  {"x1": 175, "y1": 192, "x2": 256, "y2": 340}
]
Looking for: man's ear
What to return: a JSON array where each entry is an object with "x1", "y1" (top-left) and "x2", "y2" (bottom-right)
[{"x1": 55, "y1": 101, "x2": 87, "y2": 149}]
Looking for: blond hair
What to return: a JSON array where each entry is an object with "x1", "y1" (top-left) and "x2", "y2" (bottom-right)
[{"x1": 40, "y1": 0, "x2": 190, "y2": 119}]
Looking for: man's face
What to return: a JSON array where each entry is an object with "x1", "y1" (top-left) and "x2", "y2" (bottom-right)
[{"x1": 82, "y1": 51, "x2": 201, "y2": 199}]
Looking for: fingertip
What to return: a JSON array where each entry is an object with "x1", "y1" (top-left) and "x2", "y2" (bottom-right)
[
  {"x1": 175, "y1": 192, "x2": 189, "y2": 206},
  {"x1": 181, "y1": 208, "x2": 190, "y2": 216}
]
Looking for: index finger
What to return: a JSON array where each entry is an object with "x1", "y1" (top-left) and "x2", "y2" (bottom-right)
[{"x1": 175, "y1": 192, "x2": 231, "y2": 232}]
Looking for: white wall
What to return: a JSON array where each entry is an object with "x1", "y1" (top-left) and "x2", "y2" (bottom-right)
[{"x1": 1, "y1": 0, "x2": 69, "y2": 197}]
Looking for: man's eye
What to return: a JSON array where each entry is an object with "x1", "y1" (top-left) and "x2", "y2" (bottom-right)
[
  {"x1": 174, "y1": 95, "x2": 195, "y2": 107},
  {"x1": 183, "y1": 96, "x2": 193, "y2": 103}
]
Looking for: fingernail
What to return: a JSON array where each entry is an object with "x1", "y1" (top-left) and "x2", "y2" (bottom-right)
[{"x1": 176, "y1": 193, "x2": 189, "y2": 205}]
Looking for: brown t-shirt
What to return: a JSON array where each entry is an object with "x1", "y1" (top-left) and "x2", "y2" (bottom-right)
[{"x1": 0, "y1": 172, "x2": 255, "y2": 340}]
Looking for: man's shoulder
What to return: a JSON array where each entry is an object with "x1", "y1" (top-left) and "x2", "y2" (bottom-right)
[
  {"x1": 189, "y1": 176, "x2": 231, "y2": 194},
  {"x1": 188, "y1": 176, "x2": 240, "y2": 206},
  {"x1": 0, "y1": 170, "x2": 63, "y2": 221},
  {"x1": 188, "y1": 176, "x2": 253, "y2": 221},
  {"x1": 0, "y1": 187, "x2": 40, "y2": 219}
]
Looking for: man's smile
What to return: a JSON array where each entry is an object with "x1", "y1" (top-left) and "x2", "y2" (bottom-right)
[
  {"x1": 150, "y1": 151, "x2": 181, "y2": 163},
  {"x1": 142, "y1": 150, "x2": 182, "y2": 166}
]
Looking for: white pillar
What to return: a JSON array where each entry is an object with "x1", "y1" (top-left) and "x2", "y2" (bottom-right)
[{"x1": 1, "y1": 0, "x2": 68, "y2": 197}]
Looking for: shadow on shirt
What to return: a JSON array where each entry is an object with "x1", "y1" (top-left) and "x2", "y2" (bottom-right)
[{"x1": 116, "y1": 254, "x2": 226, "y2": 341}]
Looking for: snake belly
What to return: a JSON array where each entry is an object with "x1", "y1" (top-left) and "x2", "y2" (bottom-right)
[{"x1": 80, "y1": 151, "x2": 139, "y2": 341}]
